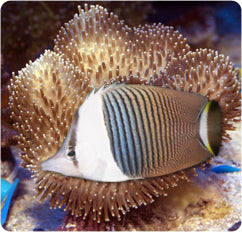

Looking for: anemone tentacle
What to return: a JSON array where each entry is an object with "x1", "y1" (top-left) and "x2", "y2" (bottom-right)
[
  {"x1": 150, "y1": 48, "x2": 241, "y2": 141},
  {"x1": 54, "y1": 4, "x2": 190, "y2": 87},
  {"x1": 9, "y1": 4, "x2": 241, "y2": 223}
]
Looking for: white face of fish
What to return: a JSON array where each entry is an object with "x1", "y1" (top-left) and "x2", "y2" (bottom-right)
[{"x1": 40, "y1": 87, "x2": 131, "y2": 182}]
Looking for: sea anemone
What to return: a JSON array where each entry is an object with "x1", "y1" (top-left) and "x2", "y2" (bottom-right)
[
  {"x1": 54, "y1": 5, "x2": 190, "y2": 87},
  {"x1": 9, "y1": 4, "x2": 241, "y2": 223},
  {"x1": 152, "y1": 48, "x2": 241, "y2": 141}
]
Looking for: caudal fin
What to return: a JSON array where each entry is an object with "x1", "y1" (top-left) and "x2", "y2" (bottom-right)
[{"x1": 199, "y1": 100, "x2": 222, "y2": 156}]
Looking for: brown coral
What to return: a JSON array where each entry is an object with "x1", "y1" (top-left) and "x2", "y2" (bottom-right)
[
  {"x1": 9, "y1": 4, "x2": 241, "y2": 223},
  {"x1": 54, "y1": 5, "x2": 190, "y2": 87}
]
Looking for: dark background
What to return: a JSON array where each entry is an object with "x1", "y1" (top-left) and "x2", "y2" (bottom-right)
[{"x1": 1, "y1": 1, "x2": 241, "y2": 73}]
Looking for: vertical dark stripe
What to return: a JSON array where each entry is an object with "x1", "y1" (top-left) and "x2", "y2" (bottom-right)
[
  {"x1": 168, "y1": 96, "x2": 180, "y2": 155},
  {"x1": 108, "y1": 91, "x2": 132, "y2": 176},
  {"x1": 103, "y1": 94, "x2": 125, "y2": 173},
  {"x1": 130, "y1": 87, "x2": 152, "y2": 172},
  {"x1": 68, "y1": 110, "x2": 79, "y2": 148},
  {"x1": 161, "y1": 94, "x2": 172, "y2": 162},
  {"x1": 157, "y1": 92, "x2": 169, "y2": 164},
  {"x1": 151, "y1": 90, "x2": 165, "y2": 165},
  {"x1": 141, "y1": 88, "x2": 157, "y2": 169},
  {"x1": 165, "y1": 96, "x2": 176, "y2": 156},
  {"x1": 125, "y1": 86, "x2": 147, "y2": 174},
  {"x1": 147, "y1": 88, "x2": 162, "y2": 167},
  {"x1": 118, "y1": 87, "x2": 143, "y2": 176},
  {"x1": 114, "y1": 89, "x2": 137, "y2": 176}
]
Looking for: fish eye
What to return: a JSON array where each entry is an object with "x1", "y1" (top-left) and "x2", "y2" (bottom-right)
[{"x1": 67, "y1": 150, "x2": 76, "y2": 159}]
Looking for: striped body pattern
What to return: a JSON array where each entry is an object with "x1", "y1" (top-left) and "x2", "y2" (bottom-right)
[
  {"x1": 41, "y1": 84, "x2": 221, "y2": 182},
  {"x1": 9, "y1": 4, "x2": 238, "y2": 223},
  {"x1": 102, "y1": 85, "x2": 210, "y2": 178}
]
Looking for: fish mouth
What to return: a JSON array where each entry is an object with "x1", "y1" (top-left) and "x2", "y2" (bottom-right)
[
  {"x1": 40, "y1": 154, "x2": 66, "y2": 173},
  {"x1": 40, "y1": 158, "x2": 57, "y2": 173}
]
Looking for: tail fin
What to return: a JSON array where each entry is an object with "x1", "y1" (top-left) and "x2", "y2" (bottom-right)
[{"x1": 199, "y1": 100, "x2": 222, "y2": 156}]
